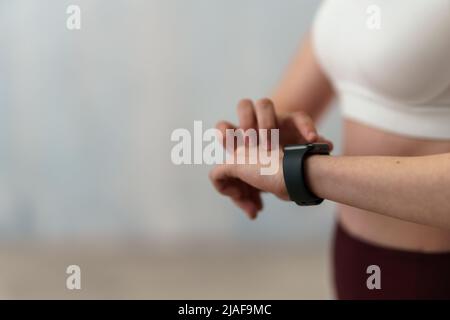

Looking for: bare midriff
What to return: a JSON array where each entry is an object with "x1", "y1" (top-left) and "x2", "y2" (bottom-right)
[{"x1": 339, "y1": 119, "x2": 450, "y2": 253}]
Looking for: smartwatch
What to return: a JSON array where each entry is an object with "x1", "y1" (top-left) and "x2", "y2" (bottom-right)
[{"x1": 283, "y1": 143, "x2": 330, "y2": 206}]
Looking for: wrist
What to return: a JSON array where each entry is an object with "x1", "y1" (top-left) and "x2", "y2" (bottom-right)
[
  {"x1": 283, "y1": 143, "x2": 330, "y2": 206},
  {"x1": 304, "y1": 155, "x2": 329, "y2": 199}
]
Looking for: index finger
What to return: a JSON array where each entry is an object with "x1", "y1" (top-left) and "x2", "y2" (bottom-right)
[{"x1": 291, "y1": 111, "x2": 318, "y2": 142}]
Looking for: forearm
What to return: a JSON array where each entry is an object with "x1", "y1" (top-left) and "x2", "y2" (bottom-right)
[
  {"x1": 305, "y1": 153, "x2": 450, "y2": 228},
  {"x1": 272, "y1": 33, "x2": 334, "y2": 121}
]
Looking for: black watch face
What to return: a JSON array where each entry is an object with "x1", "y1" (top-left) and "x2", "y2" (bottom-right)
[
  {"x1": 284, "y1": 143, "x2": 329, "y2": 154},
  {"x1": 310, "y1": 143, "x2": 330, "y2": 154}
]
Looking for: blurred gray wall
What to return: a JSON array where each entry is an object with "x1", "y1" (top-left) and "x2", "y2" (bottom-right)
[{"x1": 0, "y1": 0, "x2": 341, "y2": 244}]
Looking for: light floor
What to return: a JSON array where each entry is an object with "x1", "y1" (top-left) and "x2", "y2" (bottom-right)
[{"x1": 0, "y1": 242, "x2": 333, "y2": 299}]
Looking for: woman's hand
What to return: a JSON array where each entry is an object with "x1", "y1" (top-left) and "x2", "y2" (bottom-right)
[
  {"x1": 215, "y1": 98, "x2": 333, "y2": 150},
  {"x1": 210, "y1": 98, "x2": 332, "y2": 219},
  {"x1": 209, "y1": 145, "x2": 288, "y2": 220}
]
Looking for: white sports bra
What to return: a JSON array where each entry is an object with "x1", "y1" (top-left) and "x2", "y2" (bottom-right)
[{"x1": 313, "y1": 0, "x2": 450, "y2": 139}]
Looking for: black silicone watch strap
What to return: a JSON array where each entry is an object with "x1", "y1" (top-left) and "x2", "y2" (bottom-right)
[{"x1": 283, "y1": 143, "x2": 330, "y2": 206}]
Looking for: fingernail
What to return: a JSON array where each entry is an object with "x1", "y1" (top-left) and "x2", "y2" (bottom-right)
[{"x1": 308, "y1": 132, "x2": 317, "y2": 141}]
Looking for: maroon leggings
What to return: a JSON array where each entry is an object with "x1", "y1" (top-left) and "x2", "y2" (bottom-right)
[{"x1": 333, "y1": 222, "x2": 450, "y2": 300}]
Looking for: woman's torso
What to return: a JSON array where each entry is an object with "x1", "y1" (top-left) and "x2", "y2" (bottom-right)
[
  {"x1": 341, "y1": 120, "x2": 450, "y2": 252},
  {"x1": 313, "y1": 0, "x2": 450, "y2": 252}
]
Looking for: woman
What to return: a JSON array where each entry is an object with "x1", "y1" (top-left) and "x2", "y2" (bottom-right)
[{"x1": 209, "y1": 0, "x2": 450, "y2": 299}]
